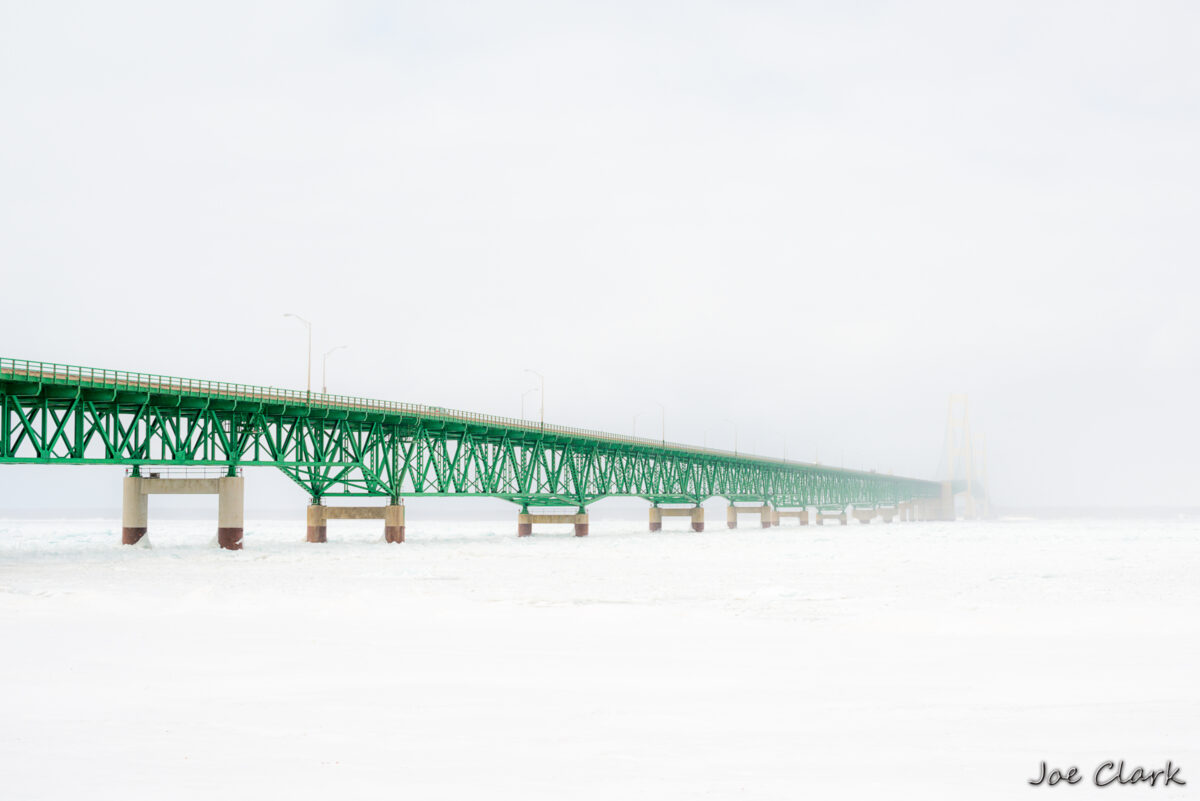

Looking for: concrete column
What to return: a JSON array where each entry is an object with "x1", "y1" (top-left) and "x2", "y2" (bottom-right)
[
  {"x1": 690, "y1": 506, "x2": 705, "y2": 532},
  {"x1": 940, "y1": 481, "x2": 955, "y2": 521},
  {"x1": 760, "y1": 504, "x2": 772, "y2": 528},
  {"x1": 384, "y1": 504, "x2": 405, "y2": 543},
  {"x1": 306, "y1": 504, "x2": 327, "y2": 543},
  {"x1": 726, "y1": 505, "x2": 737, "y2": 529},
  {"x1": 517, "y1": 513, "x2": 533, "y2": 537},
  {"x1": 574, "y1": 513, "x2": 589, "y2": 537},
  {"x1": 121, "y1": 476, "x2": 148, "y2": 545},
  {"x1": 216, "y1": 476, "x2": 244, "y2": 550},
  {"x1": 649, "y1": 506, "x2": 662, "y2": 532}
]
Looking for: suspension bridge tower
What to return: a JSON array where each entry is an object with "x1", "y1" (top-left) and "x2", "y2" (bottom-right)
[{"x1": 941, "y1": 394, "x2": 990, "y2": 519}]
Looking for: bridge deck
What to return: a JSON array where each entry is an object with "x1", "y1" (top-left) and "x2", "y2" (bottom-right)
[
  {"x1": 2, "y1": 357, "x2": 876, "y2": 472},
  {"x1": 1, "y1": 357, "x2": 942, "y2": 508}
]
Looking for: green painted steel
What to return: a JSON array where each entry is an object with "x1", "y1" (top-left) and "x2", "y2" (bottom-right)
[{"x1": 0, "y1": 358, "x2": 942, "y2": 510}]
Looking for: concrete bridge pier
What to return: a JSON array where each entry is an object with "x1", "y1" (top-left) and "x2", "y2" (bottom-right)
[
  {"x1": 913, "y1": 492, "x2": 954, "y2": 521},
  {"x1": 775, "y1": 508, "x2": 809, "y2": 525},
  {"x1": 939, "y1": 481, "x2": 956, "y2": 521},
  {"x1": 650, "y1": 505, "x2": 705, "y2": 532},
  {"x1": 878, "y1": 506, "x2": 896, "y2": 523},
  {"x1": 518, "y1": 511, "x2": 588, "y2": 537},
  {"x1": 923, "y1": 497, "x2": 951, "y2": 521},
  {"x1": 726, "y1": 504, "x2": 772, "y2": 529},
  {"x1": 852, "y1": 507, "x2": 877, "y2": 524},
  {"x1": 306, "y1": 503, "x2": 406, "y2": 543},
  {"x1": 816, "y1": 509, "x2": 848, "y2": 526},
  {"x1": 121, "y1": 474, "x2": 244, "y2": 550}
]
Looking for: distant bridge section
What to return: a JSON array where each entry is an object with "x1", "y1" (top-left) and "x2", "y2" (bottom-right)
[{"x1": 0, "y1": 358, "x2": 949, "y2": 548}]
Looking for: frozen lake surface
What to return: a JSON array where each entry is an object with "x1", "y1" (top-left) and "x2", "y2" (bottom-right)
[{"x1": 1, "y1": 515, "x2": 1197, "y2": 799}]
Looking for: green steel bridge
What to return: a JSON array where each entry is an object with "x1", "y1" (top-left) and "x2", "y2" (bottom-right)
[{"x1": 0, "y1": 358, "x2": 950, "y2": 546}]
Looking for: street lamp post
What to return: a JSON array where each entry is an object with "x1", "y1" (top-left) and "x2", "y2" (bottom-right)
[
  {"x1": 654, "y1": 400, "x2": 665, "y2": 445},
  {"x1": 633, "y1": 412, "x2": 643, "y2": 437},
  {"x1": 321, "y1": 345, "x2": 347, "y2": 395},
  {"x1": 283, "y1": 313, "x2": 312, "y2": 396},
  {"x1": 723, "y1": 418, "x2": 738, "y2": 455},
  {"x1": 524, "y1": 369, "x2": 544, "y2": 428},
  {"x1": 521, "y1": 387, "x2": 539, "y2": 420}
]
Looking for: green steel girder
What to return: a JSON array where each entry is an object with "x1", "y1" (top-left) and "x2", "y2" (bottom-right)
[{"x1": 0, "y1": 358, "x2": 943, "y2": 509}]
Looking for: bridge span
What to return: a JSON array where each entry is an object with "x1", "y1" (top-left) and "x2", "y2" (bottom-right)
[{"x1": 0, "y1": 358, "x2": 953, "y2": 549}]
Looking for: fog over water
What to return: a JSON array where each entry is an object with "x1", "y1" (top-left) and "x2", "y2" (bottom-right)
[{"x1": 2, "y1": 2, "x2": 1198, "y2": 510}]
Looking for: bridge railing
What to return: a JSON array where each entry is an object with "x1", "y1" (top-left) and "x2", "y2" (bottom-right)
[{"x1": 0, "y1": 357, "x2": 930, "y2": 486}]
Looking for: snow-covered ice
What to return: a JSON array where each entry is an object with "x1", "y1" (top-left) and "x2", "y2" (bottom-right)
[{"x1": 1, "y1": 514, "x2": 1197, "y2": 799}]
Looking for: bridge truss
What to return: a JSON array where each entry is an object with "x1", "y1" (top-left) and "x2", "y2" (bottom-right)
[{"x1": 0, "y1": 359, "x2": 941, "y2": 510}]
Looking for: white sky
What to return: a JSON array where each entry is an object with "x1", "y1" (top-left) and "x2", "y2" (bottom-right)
[{"x1": 1, "y1": 1, "x2": 1197, "y2": 509}]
